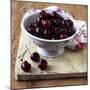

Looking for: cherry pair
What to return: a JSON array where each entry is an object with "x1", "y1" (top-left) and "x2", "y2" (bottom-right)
[{"x1": 30, "y1": 52, "x2": 48, "y2": 70}]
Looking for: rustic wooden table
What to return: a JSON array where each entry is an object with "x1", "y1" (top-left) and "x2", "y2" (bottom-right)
[{"x1": 11, "y1": 0, "x2": 88, "y2": 89}]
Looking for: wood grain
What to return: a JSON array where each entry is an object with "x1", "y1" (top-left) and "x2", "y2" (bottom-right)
[{"x1": 11, "y1": 0, "x2": 88, "y2": 89}]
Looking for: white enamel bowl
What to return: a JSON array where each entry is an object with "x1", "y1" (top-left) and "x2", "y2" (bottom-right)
[{"x1": 21, "y1": 11, "x2": 79, "y2": 57}]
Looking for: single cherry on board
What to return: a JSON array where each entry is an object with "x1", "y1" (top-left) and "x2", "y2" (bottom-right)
[
  {"x1": 21, "y1": 61, "x2": 31, "y2": 72},
  {"x1": 38, "y1": 59, "x2": 48, "y2": 70},
  {"x1": 30, "y1": 52, "x2": 40, "y2": 62}
]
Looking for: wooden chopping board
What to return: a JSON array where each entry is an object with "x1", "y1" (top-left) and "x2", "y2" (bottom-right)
[{"x1": 15, "y1": 21, "x2": 87, "y2": 81}]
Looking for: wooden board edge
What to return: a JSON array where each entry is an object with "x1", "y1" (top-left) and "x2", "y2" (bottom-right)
[{"x1": 15, "y1": 72, "x2": 87, "y2": 81}]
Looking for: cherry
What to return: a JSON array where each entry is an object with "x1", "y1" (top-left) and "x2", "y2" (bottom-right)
[
  {"x1": 51, "y1": 19, "x2": 59, "y2": 27},
  {"x1": 38, "y1": 59, "x2": 48, "y2": 70},
  {"x1": 56, "y1": 19, "x2": 63, "y2": 26},
  {"x1": 54, "y1": 27, "x2": 61, "y2": 35},
  {"x1": 25, "y1": 45, "x2": 40, "y2": 62},
  {"x1": 52, "y1": 11, "x2": 63, "y2": 19},
  {"x1": 21, "y1": 61, "x2": 31, "y2": 72},
  {"x1": 52, "y1": 11, "x2": 59, "y2": 19},
  {"x1": 35, "y1": 27, "x2": 44, "y2": 36},
  {"x1": 28, "y1": 28, "x2": 36, "y2": 35},
  {"x1": 63, "y1": 19, "x2": 73, "y2": 29},
  {"x1": 64, "y1": 20, "x2": 70, "y2": 28},
  {"x1": 39, "y1": 10, "x2": 47, "y2": 19},
  {"x1": 60, "y1": 34, "x2": 65, "y2": 39},
  {"x1": 46, "y1": 13, "x2": 53, "y2": 19},
  {"x1": 35, "y1": 27, "x2": 40, "y2": 34},
  {"x1": 63, "y1": 28, "x2": 68, "y2": 34},
  {"x1": 60, "y1": 20, "x2": 65, "y2": 28},
  {"x1": 51, "y1": 19, "x2": 56, "y2": 27},
  {"x1": 41, "y1": 20, "x2": 51, "y2": 29},
  {"x1": 44, "y1": 30, "x2": 52, "y2": 39},
  {"x1": 30, "y1": 52, "x2": 40, "y2": 62},
  {"x1": 67, "y1": 19, "x2": 73, "y2": 27},
  {"x1": 70, "y1": 27, "x2": 75, "y2": 33},
  {"x1": 67, "y1": 28, "x2": 75, "y2": 37},
  {"x1": 30, "y1": 23, "x2": 38, "y2": 29}
]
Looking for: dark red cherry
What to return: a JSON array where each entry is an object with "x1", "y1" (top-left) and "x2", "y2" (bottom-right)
[
  {"x1": 60, "y1": 20, "x2": 65, "y2": 28},
  {"x1": 35, "y1": 27, "x2": 44, "y2": 36},
  {"x1": 54, "y1": 27, "x2": 61, "y2": 35},
  {"x1": 39, "y1": 10, "x2": 47, "y2": 19},
  {"x1": 21, "y1": 61, "x2": 31, "y2": 72},
  {"x1": 40, "y1": 10, "x2": 46, "y2": 15},
  {"x1": 67, "y1": 28, "x2": 75, "y2": 36},
  {"x1": 44, "y1": 30, "x2": 52, "y2": 39},
  {"x1": 52, "y1": 19, "x2": 59, "y2": 27},
  {"x1": 67, "y1": 19, "x2": 73, "y2": 27},
  {"x1": 64, "y1": 20, "x2": 70, "y2": 28},
  {"x1": 46, "y1": 13, "x2": 53, "y2": 19},
  {"x1": 63, "y1": 28, "x2": 68, "y2": 34},
  {"x1": 36, "y1": 28, "x2": 44, "y2": 38},
  {"x1": 30, "y1": 23, "x2": 38, "y2": 29},
  {"x1": 41, "y1": 20, "x2": 51, "y2": 29},
  {"x1": 52, "y1": 11, "x2": 63, "y2": 20},
  {"x1": 30, "y1": 52, "x2": 40, "y2": 62},
  {"x1": 60, "y1": 34, "x2": 65, "y2": 39},
  {"x1": 38, "y1": 59, "x2": 48, "y2": 70},
  {"x1": 52, "y1": 11, "x2": 59, "y2": 18},
  {"x1": 28, "y1": 28, "x2": 36, "y2": 35}
]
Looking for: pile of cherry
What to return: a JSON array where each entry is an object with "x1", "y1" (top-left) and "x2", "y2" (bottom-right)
[
  {"x1": 21, "y1": 51, "x2": 48, "y2": 72},
  {"x1": 28, "y1": 10, "x2": 75, "y2": 40}
]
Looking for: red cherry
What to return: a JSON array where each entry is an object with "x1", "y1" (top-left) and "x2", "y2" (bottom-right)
[
  {"x1": 21, "y1": 61, "x2": 31, "y2": 72},
  {"x1": 28, "y1": 28, "x2": 36, "y2": 34},
  {"x1": 60, "y1": 34, "x2": 64, "y2": 39},
  {"x1": 67, "y1": 19, "x2": 73, "y2": 27},
  {"x1": 64, "y1": 20, "x2": 70, "y2": 28},
  {"x1": 30, "y1": 52, "x2": 40, "y2": 62},
  {"x1": 38, "y1": 59, "x2": 48, "y2": 70},
  {"x1": 60, "y1": 20, "x2": 65, "y2": 28},
  {"x1": 41, "y1": 20, "x2": 51, "y2": 29},
  {"x1": 44, "y1": 30, "x2": 52, "y2": 39},
  {"x1": 39, "y1": 10, "x2": 47, "y2": 19}
]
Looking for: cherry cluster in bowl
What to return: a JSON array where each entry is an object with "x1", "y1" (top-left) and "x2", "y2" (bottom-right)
[{"x1": 28, "y1": 10, "x2": 76, "y2": 40}]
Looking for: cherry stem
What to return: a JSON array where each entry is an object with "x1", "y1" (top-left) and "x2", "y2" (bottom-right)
[
  {"x1": 25, "y1": 44, "x2": 31, "y2": 55},
  {"x1": 18, "y1": 49, "x2": 27, "y2": 61}
]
